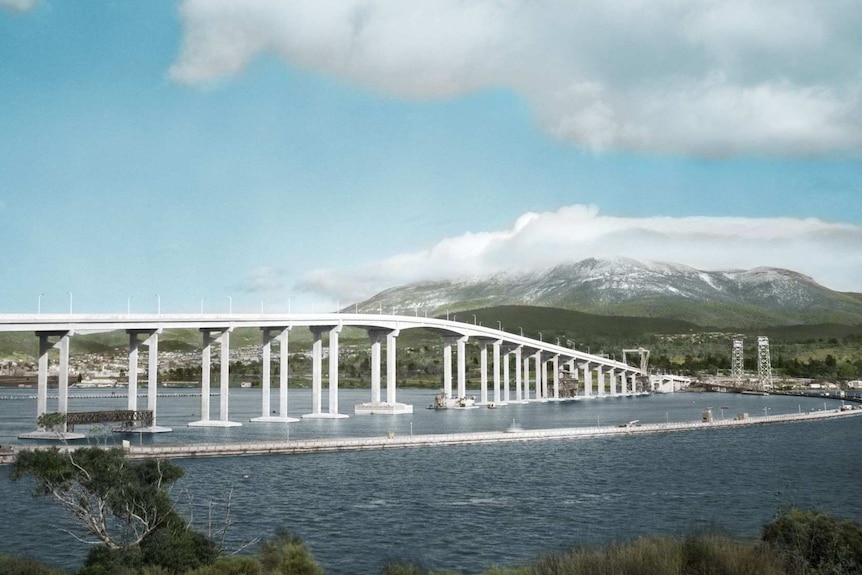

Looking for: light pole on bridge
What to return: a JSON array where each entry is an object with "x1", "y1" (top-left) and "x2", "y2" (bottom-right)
[
  {"x1": 37, "y1": 293, "x2": 44, "y2": 315},
  {"x1": 519, "y1": 326, "x2": 523, "y2": 336},
  {"x1": 67, "y1": 292, "x2": 73, "y2": 315},
  {"x1": 227, "y1": 296, "x2": 232, "y2": 315},
  {"x1": 538, "y1": 332, "x2": 543, "y2": 342},
  {"x1": 127, "y1": 296, "x2": 133, "y2": 315},
  {"x1": 472, "y1": 314, "x2": 477, "y2": 325},
  {"x1": 200, "y1": 298, "x2": 205, "y2": 315},
  {"x1": 156, "y1": 294, "x2": 161, "y2": 316},
  {"x1": 497, "y1": 321, "x2": 502, "y2": 331}
]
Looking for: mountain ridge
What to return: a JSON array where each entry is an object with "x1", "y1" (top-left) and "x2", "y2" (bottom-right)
[{"x1": 351, "y1": 257, "x2": 862, "y2": 328}]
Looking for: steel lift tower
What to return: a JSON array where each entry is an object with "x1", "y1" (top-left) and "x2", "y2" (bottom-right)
[
  {"x1": 731, "y1": 339, "x2": 745, "y2": 389},
  {"x1": 757, "y1": 336, "x2": 773, "y2": 392}
]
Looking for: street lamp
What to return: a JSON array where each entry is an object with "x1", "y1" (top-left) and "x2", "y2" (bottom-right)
[
  {"x1": 538, "y1": 332, "x2": 543, "y2": 342},
  {"x1": 127, "y1": 296, "x2": 133, "y2": 315},
  {"x1": 66, "y1": 292, "x2": 73, "y2": 315},
  {"x1": 472, "y1": 314, "x2": 477, "y2": 325},
  {"x1": 37, "y1": 293, "x2": 44, "y2": 315},
  {"x1": 227, "y1": 296, "x2": 232, "y2": 314},
  {"x1": 200, "y1": 298, "x2": 205, "y2": 315},
  {"x1": 497, "y1": 321, "x2": 502, "y2": 331},
  {"x1": 519, "y1": 326, "x2": 523, "y2": 336},
  {"x1": 155, "y1": 294, "x2": 161, "y2": 316}
]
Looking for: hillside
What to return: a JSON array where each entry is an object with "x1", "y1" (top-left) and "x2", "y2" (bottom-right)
[{"x1": 351, "y1": 257, "x2": 862, "y2": 328}]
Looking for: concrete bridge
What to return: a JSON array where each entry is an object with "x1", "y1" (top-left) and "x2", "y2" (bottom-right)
[{"x1": 0, "y1": 313, "x2": 645, "y2": 438}]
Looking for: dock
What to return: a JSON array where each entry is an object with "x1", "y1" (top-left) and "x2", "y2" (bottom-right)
[{"x1": 3, "y1": 407, "x2": 859, "y2": 465}]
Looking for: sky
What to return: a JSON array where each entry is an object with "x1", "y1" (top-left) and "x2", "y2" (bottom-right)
[{"x1": 1, "y1": 0, "x2": 861, "y2": 314}]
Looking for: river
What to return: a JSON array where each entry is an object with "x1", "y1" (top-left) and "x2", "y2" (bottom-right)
[{"x1": 0, "y1": 388, "x2": 858, "y2": 574}]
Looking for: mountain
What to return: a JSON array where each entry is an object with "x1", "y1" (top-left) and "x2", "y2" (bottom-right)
[{"x1": 351, "y1": 257, "x2": 862, "y2": 328}]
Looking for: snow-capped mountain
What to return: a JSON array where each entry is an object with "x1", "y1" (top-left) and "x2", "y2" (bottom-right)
[{"x1": 350, "y1": 257, "x2": 862, "y2": 327}]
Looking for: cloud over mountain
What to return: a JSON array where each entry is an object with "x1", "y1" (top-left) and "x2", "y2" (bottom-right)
[
  {"x1": 171, "y1": 0, "x2": 862, "y2": 156},
  {"x1": 296, "y1": 205, "x2": 862, "y2": 302}
]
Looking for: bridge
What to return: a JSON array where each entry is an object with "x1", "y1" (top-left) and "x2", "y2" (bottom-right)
[{"x1": 0, "y1": 313, "x2": 645, "y2": 438}]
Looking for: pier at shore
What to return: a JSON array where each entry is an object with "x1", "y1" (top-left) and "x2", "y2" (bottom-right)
[{"x1": 4, "y1": 406, "x2": 858, "y2": 464}]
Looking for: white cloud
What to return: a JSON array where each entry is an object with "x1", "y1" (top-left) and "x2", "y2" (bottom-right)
[
  {"x1": 239, "y1": 266, "x2": 286, "y2": 293},
  {"x1": 0, "y1": 0, "x2": 36, "y2": 12},
  {"x1": 170, "y1": 0, "x2": 862, "y2": 156},
  {"x1": 297, "y1": 204, "x2": 862, "y2": 301}
]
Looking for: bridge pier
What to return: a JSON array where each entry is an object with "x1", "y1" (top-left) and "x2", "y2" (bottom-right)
[
  {"x1": 610, "y1": 368, "x2": 617, "y2": 396},
  {"x1": 552, "y1": 355, "x2": 560, "y2": 400},
  {"x1": 513, "y1": 346, "x2": 525, "y2": 403},
  {"x1": 457, "y1": 337, "x2": 467, "y2": 399},
  {"x1": 492, "y1": 340, "x2": 501, "y2": 404},
  {"x1": 502, "y1": 349, "x2": 510, "y2": 404},
  {"x1": 19, "y1": 331, "x2": 85, "y2": 440},
  {"x1": 252, "y1": 327, "x2": 298, "y2": 423},
  {"x1": 189, "y1": 328, "x2": 240, "y2": 427},
  {"x1": 305, "y1": 326, "x2": 349, "y2": 419},
  {"x1": 581, "y1": 363, "x2": 593, "y2": 398},
  {"x1": 479, "y1": 341, "x2": 488, "y2": 404},
  {"x1": 125, "y1": 330, "x2": 171, "y2": 433},
  {"x1": 356, "y1": 329, "x2": 412, "y2": 415},
  {"x1": 442, "y1": 337, "x2": 454, "y2": 399}
]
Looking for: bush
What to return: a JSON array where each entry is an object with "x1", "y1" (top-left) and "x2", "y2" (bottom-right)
[
  {"x1": 0, "y1": 553, "x2": 66, "y2": 575},
  {"x1": 186, "y1": 556, "x2": 263, "y2": 575},
  {"x1": 762, "y1": 508, "x2": 862, "y2": 574},
  {"x1": 257, "y1": 531, "x2": 323, "y2": 575},
  {"x1": 139, "y1": 521, "x2": 220, "y2": 575},
  {"x1": 533, "y1": 533, "x2": 786, "y2": 575}
]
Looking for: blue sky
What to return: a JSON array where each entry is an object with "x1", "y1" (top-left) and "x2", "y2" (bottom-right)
[{"x1": 1, "y1": 0, "x2": 861, "y2": 314}]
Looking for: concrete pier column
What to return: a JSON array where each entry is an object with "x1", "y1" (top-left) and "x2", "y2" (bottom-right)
[
  {"x1": 260, "y1": 330, "x2": 272, "y2": 416},
  {"x1": 620, "y1": 371, "x2": 627, "y2": 395},
  {"x1": 217, "y1": 330, "x2": 236, "y2": 424},
  {"x1": 310, "y1": 327, "x2": 324, "y2": 415},
  {"x1": 279, "y1": 330, "x2": 294, "y2": 417},
  {"x1": 534, "y1": 352, "x2": 542, "y2": 399},
  {"x1": 457, "y1": 337, "x2": 467, "y2": 399},
  {"x1": 610, "y1": 368, "x2": 617, "y2": 396},
  {"x1": 479, "y1": 341, "x2": 488, "y2": 404},
  {"x1": 523, "y1": 356, "x2": 530, "y2": 400},
  {"x1": 503, "y1": 351, "x2": 510, "y2": 403},
  {"x1": 515, "y1": 346, "x2": 522, "y2": 401},
  {"x1": 385, "y1": 330, "x2": 398, "y2": 405},
  {"x1": 329, "y1": 325, "x2": 344, "y2": 416},
  {"x1": 57, "y1": 334, "x2": 69, "y2": 417},
  {"x1": 553, "y1": 355, "x2": 560, "y2": 400},
  {"x1": 492, "y1": 341, "x2": 501, "y2": 404},
  {"x1": 443, "y1": 338, "x2": 453, "y2": 398},
  {"x1": 36, "y1": 334, "x2": 51, "y2": 418},
  {"x1": 141, "y1": 331, "x2": 170, "y2": 432},
  {"x1": 630, "y1": 373, "x2": 637, "y2": 394},
  {"x1": 128, "y1": 332, "x2": 139, "y2": 411},
  {"x1": 596, "y1": 365, "x2": 604, "y2": 397},
  {"x1": 582, "y1": 363, "x2": 593, "y2": 397},
  {"x1": 199, "y1": 331, "x2": 213, "y2": 422},
  {"x1": 371, "y1": 331, "x2": 383, "y2": 404}
]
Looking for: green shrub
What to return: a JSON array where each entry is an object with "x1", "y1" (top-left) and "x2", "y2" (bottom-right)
[
  {"x1": 762, "y1": 508, "x2": 862, "y2": 574},
  {"x1": 186, "y1": 556, "x2": 263, "y2": 575},
  {"x1": 257, "y1": 531, "x2": 323, "y2": 575},
  {"x1": 0, "y1": 553, "x2": 67, "y2": 575}
]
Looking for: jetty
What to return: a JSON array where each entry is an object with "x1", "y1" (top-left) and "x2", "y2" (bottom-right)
[{"x1": 2, "y1": 407, "x2": 859, "y2": 465}]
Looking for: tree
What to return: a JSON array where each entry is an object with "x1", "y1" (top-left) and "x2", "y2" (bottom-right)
[{"x1": 11, "y1": 447, "x2": 184, "y2": 550}]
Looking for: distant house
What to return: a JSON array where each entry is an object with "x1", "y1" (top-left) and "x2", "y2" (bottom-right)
[{"x1": 848, "y1": 380, "x2": 862, "y2": 389}]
